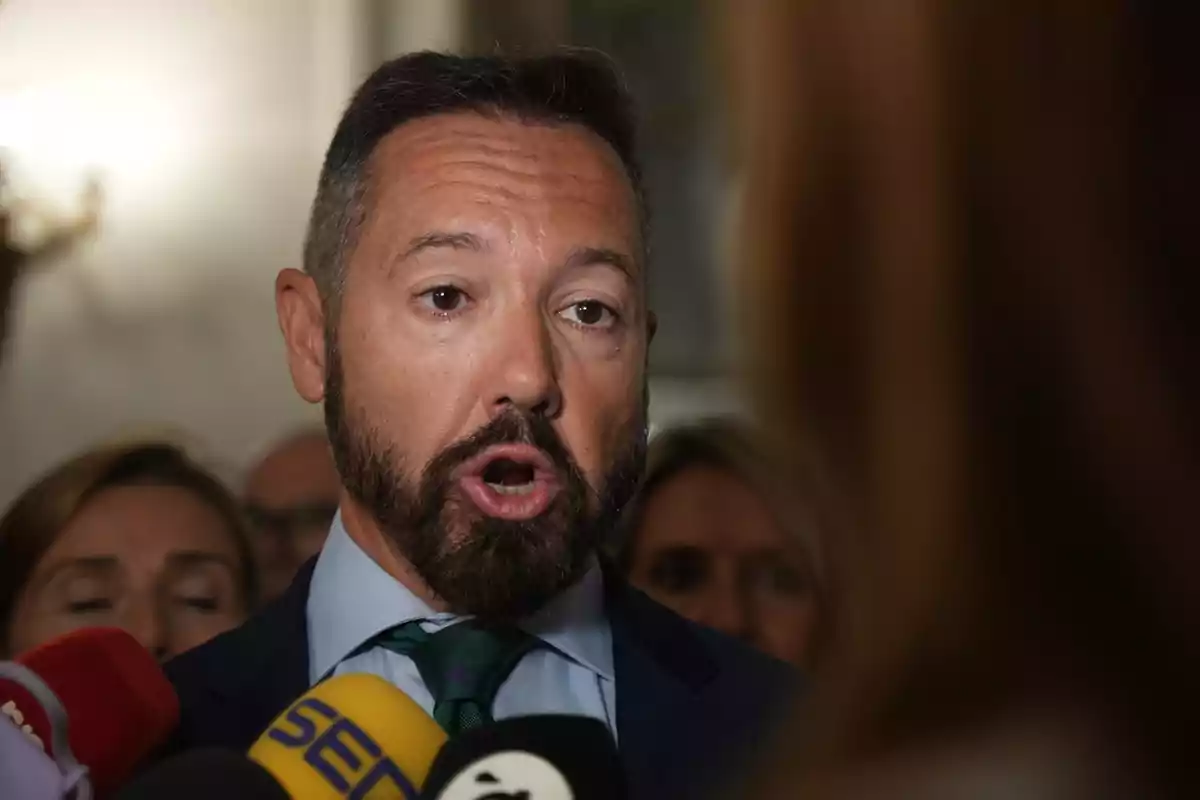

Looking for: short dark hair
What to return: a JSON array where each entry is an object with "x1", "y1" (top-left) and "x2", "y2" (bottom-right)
[{"x1": 304, "y1": 49, "x2": 646, "y2": 308}]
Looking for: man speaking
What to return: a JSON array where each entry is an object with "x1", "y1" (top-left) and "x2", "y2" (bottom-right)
[{"x1": 165, "y1": 50, "x2": 792, "y2": 799}]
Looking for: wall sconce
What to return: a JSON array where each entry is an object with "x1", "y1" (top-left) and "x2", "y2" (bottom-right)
[
  {"x1": 1, "y1": 160, "x2": 101, "y2": 265},
  {"x1": 0, "y1": 157, "x2": 102, "y2": 347},
  {"x1": 0, "y1": 85, "x2": 106, "y2": 346},
  {"x1": 0, "y1": 153, "x2": 101, "y2": 347}
]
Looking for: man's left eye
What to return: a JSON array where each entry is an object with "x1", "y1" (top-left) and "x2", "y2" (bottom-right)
[{"x1": 559, "y1": 300, "x2": 617, "y2": 328}]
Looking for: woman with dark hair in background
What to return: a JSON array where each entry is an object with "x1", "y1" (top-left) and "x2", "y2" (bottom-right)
[
  {"x1": 0, "y1": 440, "x2": 257, "y2": 661},
  {"x1": 730, "y1": 1, "x2": 1198, "y2": 797},
  {"x1": 616, "y1": 418, "x2": 828, "y2": 669}
]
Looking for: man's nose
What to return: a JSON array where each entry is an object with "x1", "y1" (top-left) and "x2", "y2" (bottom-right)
[{"x1": 489, "y1": 311, "x2": 562, "y2": 418}]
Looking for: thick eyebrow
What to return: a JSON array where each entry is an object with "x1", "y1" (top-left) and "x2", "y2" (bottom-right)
[
  {"x1": 563, "y1": 246, "x2": 638, "y2": 281},
  {"x1": 401, "y1": 231, "x2": 486, "y2": 261}
]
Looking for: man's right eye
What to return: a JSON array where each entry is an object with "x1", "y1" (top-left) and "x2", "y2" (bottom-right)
[{"x1": 418, "y1": 286, "x2": 468, "y2": 314}]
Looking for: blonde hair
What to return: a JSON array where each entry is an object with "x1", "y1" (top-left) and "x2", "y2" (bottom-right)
[{"x1": 616, "y1": 417, "x2": 834, "y2": 653}]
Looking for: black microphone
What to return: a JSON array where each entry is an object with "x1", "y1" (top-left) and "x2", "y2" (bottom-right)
[
  {"x1": 113, "y1": 748, "x2": 288, "y2": 800},
  {"x1": 420, "y1": 715, "x2": 627, "y2": 800}
]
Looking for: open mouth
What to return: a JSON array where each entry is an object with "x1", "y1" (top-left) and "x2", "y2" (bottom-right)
[
  {"x1": 456, "y1": 444, "x2": 561, "y2": 520},
  {"x1": 481, "y1": 457, "x2": 538, "y2": 495}
]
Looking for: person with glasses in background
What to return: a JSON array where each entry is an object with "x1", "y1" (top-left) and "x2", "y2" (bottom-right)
[{"x1": 243, "y1": 429, "x2": 340, "y2": 603}]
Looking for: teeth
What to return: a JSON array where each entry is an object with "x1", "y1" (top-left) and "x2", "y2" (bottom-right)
[{"x1": 486, "y1": 482, "x2": 535, "y2": 496}]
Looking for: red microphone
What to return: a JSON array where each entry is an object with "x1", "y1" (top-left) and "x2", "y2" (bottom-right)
[{"x1": 0, "y1": 627, "x2": 179, "y2": 797}]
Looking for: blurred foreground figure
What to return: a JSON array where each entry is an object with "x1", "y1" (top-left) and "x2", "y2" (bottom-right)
[
  {"x1": 0, "y1": 441, "x2": 257, "y2": 661},
  {"x1": 244, "y1": 429, "x2": 339, "y2": 601},
  {"x1": 618, "y1": 419, "x2": 827, "y2": 669},
  {"x1": 731, "y1": 2, "x2": 1198, "y2": 798}
]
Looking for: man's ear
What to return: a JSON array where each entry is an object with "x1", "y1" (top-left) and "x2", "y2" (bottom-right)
[{"x1": 276, "y1": 268, "x2": 328, "y2": 404}]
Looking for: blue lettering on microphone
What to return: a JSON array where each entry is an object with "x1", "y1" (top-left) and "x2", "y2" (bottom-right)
[
  {"x1": 264, "y1": 699, "x2": 418, "y2": 798},
  {"x1": 268, "y1": 698, "x2": 340, "y2": 747},
  {"x1": 305, "y1": 717, "x2": 379, "y2": 791}
]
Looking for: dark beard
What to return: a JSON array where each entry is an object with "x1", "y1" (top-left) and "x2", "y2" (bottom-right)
[{"x1": 324, "y1": 341, "x2": 646, "y2": 621}]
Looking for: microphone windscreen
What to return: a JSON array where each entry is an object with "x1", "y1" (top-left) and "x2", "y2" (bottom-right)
[
  {"x1": 0, "y1": 627, "x2": 179, "y2": 795},
  {"x1": 114, "y1": 748, "x2": 288, "y2": 800},
  {"x1": 249, "y1": 672, "x2": 447, "y2": 798},
  {"x1": 421, "y1": 715, "x2": 627, "y2": 800},
  {"x1": 0, "y1": 715, "x2": 90, "y2": 800}
]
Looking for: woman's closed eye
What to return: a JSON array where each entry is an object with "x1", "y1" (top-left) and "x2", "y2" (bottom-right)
[
  {"x1": 174, "y1": 595, "x2": 220, "y2": 612},
  {"x1": 65, "y1": 597, "x2": 113, "y2": 614},
  {"x1": 169, "y1": 568, "x2": 235, "y2": 615}
]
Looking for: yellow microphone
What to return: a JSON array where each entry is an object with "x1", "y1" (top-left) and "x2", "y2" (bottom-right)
[{"x1": 248, "y1": 673, "x2": 448, "y2": 798}]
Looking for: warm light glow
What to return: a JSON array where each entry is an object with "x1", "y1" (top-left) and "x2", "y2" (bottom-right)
[{"x1": 0, "y1": 77, "x2": 191, "y2": 242}]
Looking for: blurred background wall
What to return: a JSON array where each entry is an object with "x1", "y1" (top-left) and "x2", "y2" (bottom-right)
[{"x1": 0, "y1": 0, "x2": 742, "y2": 507}]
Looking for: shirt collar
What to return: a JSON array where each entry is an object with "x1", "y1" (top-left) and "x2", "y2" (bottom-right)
[{"x1": 307, "y1": 512, "x2": 613, "y2": 684}]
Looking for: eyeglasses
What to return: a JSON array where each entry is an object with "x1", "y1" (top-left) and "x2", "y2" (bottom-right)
[{"x1": 244, "y1": 503, "x2": 337, "y2": 540}]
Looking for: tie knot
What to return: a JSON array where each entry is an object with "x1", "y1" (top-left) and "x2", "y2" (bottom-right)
[
  {"x1": 418, "y1": 622, "x2": 536, "y2": 701},
  {"x1": 374, "y1": 620, "x2": 539, "y2": 735}
]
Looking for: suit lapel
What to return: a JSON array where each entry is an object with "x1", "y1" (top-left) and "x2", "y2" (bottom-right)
[
  {"x1": 604, "y1": 566, "x2": 719, "y2": 798},
  {"x1": 213, "y1": 559, "x2": 315, "y2": 744},
  {"x1": 239, "y1": 559, "x2": 717, "y2": 778},
  {"x1": 178, "y1": 553, "x2": 736, "y2": 792}
]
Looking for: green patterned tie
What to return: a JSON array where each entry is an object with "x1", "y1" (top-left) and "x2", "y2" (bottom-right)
[{"x1": 373, "y1": 620, "x2": 539, "y2": 736}]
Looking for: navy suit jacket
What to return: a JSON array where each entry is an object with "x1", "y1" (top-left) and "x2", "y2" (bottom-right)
[{"x1": 163, "y1": 560, "x2": 796, "y2": 799}]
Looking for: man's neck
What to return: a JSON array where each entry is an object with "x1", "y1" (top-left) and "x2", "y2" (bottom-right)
[{"x1": 337, "y1": 493, "x2": 449, "y2": 612}]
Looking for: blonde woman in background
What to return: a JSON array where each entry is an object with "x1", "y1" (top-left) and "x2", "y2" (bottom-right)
[
  {"x1": 729, "y1": 1, "x2": 1198, "y2": 798},
  {"x1": 616, "y1": 418, "x2": 829, "y2": 669}
]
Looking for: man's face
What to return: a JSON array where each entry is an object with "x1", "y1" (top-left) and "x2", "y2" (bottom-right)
[{"x1": 287, "y1": 113, "x2": 651, "y2": 619}]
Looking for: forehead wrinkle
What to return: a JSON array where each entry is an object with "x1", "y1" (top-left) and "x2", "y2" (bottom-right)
[
  {"x1": 368, "y1": 116, "x2": 639, "y2": 266},
  {"x1": 415, "y1": 148, "x2": 617, "y2": 191},
  {"x1": 378, "y1": 113, "x2": 617, "y2": 164},
  {"x1": 454, "y1": 163, "x2": 605, "y2": 199},
  {"x1": 388, "y1": 119, "x2": 530, "y2": 150},
  {"x1": 397, "y1": 164, "x2": 627, "y2": 244},
  {"x1": 410, "y1": 176, "x2": 614, "y2": 211},
  {"x1": 377, "y1": 118, "x2": 628, "y2": 199},
  {"x1": 411, "y1": 151, "x2": 624, "y2": 210}
]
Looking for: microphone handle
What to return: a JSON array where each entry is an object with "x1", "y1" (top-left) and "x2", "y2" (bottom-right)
[{"x1": 0, "y1": 661, "x2": 91, "y2": 795}]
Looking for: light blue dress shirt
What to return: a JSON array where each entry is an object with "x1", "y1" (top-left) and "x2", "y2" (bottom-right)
[{"x1": 307, "y1": 514, "x2": 617, "y2": 739}]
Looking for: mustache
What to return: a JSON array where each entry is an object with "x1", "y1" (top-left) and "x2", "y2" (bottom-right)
[{"x1": 423, "y1": 411, "x2": 586, "y2": 489}]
